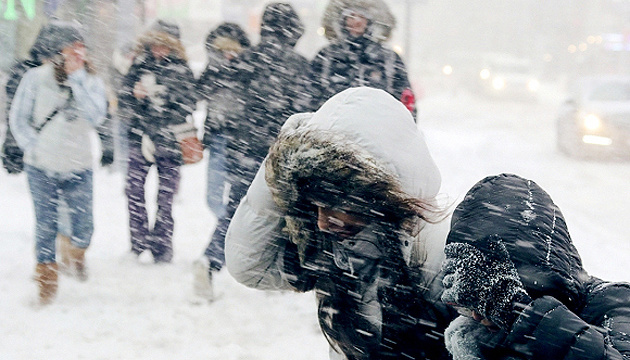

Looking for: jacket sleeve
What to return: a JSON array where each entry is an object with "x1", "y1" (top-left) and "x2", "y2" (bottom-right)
[
  {"x1": 502, "y1": 290, "x2": 630, "y2": 360},
  {"x1": 8, "y1": 69, "x2": 38, "y2": 151},
  {"x1": 68, "y1": 69, "x2": 107, "y2": 127},
  {"x1": 224, "y1": 161, "x2": 295, "y2": 291}
]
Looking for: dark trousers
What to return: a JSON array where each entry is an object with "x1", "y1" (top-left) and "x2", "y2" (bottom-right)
[{"x1": 125, "y1": 144, "x2": 180, "y2": 262}]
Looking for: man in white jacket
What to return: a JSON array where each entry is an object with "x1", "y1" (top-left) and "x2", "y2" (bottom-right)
[{"x1": 225, "y1": 87, "x2": 455, "y2": 359}]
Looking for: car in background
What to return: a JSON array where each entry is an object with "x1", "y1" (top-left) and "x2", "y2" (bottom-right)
[
  {"x1": 476, "y1": 53, "x2": 540, "y2": 101},
  {"x1": 556, "y1": 75, "x2": 630, "y2": 159}
]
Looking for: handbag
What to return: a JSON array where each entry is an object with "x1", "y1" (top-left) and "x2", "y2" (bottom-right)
[{"x1": 170, "y1": 122, "x2": 204, "y2": 165}]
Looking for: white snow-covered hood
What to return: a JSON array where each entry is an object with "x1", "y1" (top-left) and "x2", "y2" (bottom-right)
[{"x1": 298, "y1": 86, "x2": 441, "y2": 199}]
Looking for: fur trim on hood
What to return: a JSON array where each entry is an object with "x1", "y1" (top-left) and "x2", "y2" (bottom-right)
[
  {"x1": 446, "y1": 173, "x2": 589, "y2": 310},
  {"x1": 322, "y1": 0, "x2": 396, "y2": 42},
  {"x1": 134, "y1": 29, "x2": 188, "y2": 62},
  {"x1": 265, "y1": 87, "x2": 441, "y2": 265},
  {"x1": 205, "y1": 22, "x2": 250, "y2": 55}
]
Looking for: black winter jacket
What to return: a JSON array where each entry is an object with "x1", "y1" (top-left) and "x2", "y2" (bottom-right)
[
  {"x1": 445, "y1": 173, "x2": 630, "y2": 360},
  {"x1": 119, "y1": 38, "x2": 196, "y2": 159},
  {"x1": 222, "y1": 3, "x2": 309, "y2": 173}
]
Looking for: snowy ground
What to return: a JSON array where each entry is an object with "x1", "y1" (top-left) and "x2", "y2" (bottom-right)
[{"x1": 2, "y1": 82, "x2": 630, "y2": 359}]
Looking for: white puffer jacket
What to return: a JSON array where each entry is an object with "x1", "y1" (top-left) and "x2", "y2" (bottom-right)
[{"x1": 226, "y1": 86, "x2": 447, "y2": 293}]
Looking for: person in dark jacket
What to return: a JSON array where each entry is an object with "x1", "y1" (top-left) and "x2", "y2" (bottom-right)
[
  {"x1": 197, "y1": 22, "x2": 250, "y2": 221},
  {"x1": 440, "y1": 173, "x2": 630, "y2": 360},
  {"x1": 118, "y1": 19, "x2": 196, "y2": 263},
  {"x1": 193, "y1": 2, "x2": 310, "y2": 301},
  {"x1": 305, "y1": 0, "x2": 416, "y2": 116}
]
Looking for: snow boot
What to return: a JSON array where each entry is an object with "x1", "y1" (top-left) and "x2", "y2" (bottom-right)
[
  {"x1": 193, "y1": 257, "x2": 214, "y2": 302},
  {"x1": 68, "y1": 245, "x2": 88, "y2": 282},
  {"x1": 35, "y1": 263, "x2": 58, "y2": 305},
  {"x1": 59, "y1": 235, "x2": 88, "y2": 281},
  {"x1": 57, "y1": 234, "x2": 72, "y2": 274}
]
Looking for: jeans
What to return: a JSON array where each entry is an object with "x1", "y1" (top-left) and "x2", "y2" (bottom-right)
[
  {"x1": 204, "y1": 162, "x2": 258, "y2": 271},
  {"x1": 125, "y1": 144, "x2": 180, "y2": 262},
  {"x1": 25, "y1": 165, "x2": 93, "y2": 264},
  {"x1": 206, "y1": 134, "x2": 228, "y2": 219}
]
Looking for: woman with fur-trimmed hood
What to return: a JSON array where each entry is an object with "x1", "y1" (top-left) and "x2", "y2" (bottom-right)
[
  {"x1": 118, "y1": 19, "x2": 196, "y2": 263},
  {"x1": 225, "y1": 87, "x2": 455, "y2": 359},
  {"x1": 305, "y1": 0, "x2": 417, "y2": 117}
]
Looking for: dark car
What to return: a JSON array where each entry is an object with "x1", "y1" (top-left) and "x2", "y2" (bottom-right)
[{"x1": 557, "y1": 75, "x2": 630, "y2": 159}]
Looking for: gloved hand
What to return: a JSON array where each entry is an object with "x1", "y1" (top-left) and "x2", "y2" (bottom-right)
[
  {"x1": 441, "y1": 235, "x2": 531, "y2": 330},
  {"x1": 100, "y1": 149, "x2": 114, "y2": 167},
  {"x1": 2, "y1": 142, "x2": 24, "y2": 174}
]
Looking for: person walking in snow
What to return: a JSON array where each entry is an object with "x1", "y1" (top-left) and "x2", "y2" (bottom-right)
[
  {"x1": 196, "y1": 22, "x2": 250, "y2": 223},
  {"x1": 9, "y1": 20, "x2": 107, "y2": 305},
  {"x1": 225, "y1": 87, "x2": 455, "y2": 359},
  {"x1": 441, "y1": 173, "x2": 630, "y2": 360},
  {"x1": 304, "y1": 0, "x2": 417, "y2": 116},
  {"x1": 118, "y1": 20, "x2": 196, "y2": 263},
  {"x1": 193, "y1": 3, "x2": 310, "y2": 301}
]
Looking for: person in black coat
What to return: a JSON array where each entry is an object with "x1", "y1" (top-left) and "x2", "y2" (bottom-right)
[
  {"x1": 193, "y1": 2, "x2": 310, "y2": 301},
  {"x1": 118, "y1": 19, "x2": 196, "y2": 263},
  {"x1": 304, "y1": 0, "x2": 416, "y2": 117},
  {"x1": 440, "y1": 173, "x2": 630, "y2": 360}
]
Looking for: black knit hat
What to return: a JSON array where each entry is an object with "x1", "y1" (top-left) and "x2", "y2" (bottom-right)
[{"x1": 37, "y1": 20, "x2": 85, "y2": 59}]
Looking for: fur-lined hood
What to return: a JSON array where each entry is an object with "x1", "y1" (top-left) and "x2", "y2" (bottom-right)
[
  {"x1": 322, "y1": 0, "x2": 396, "y2": 42},
  {"x1": 134, "y1": 26, "x2": 187, "y2": 62},
  {"x1": 265, "y1": 87, "x2": 441, "y2": 264}
]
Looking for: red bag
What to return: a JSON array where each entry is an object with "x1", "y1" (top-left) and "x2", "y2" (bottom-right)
[
  {"x1": 170, "y1": 122, "x2": 204, "y2": 165},
  {"x1": 180, "y1": 136, "x2": 204, "y2": 165}
]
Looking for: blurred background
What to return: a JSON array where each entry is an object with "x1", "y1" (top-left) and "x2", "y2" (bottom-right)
[{"x1": 2, "y1": 0, "x2": 630, "y2": 91}]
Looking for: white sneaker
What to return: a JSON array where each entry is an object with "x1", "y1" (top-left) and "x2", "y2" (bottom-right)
[{"x1": 193, "y1": 257, "x2": 214, "y2": 302}]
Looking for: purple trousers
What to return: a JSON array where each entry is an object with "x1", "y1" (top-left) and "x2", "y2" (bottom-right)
[{"x1": 125, "y1": 144, "x2": 180, "y2": 262}]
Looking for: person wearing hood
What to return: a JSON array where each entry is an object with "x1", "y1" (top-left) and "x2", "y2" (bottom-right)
[
  {"x1": 440, "y1": 173, "x2": 630, "y2": 360},
  {"x1": 304, "y1": 0, "x2": 417, "y2": 117},
  {"x1": 193, "y1": 3, "x2": 309, "y2": 301},
  {"x1": 9, "y1": 20, "x2": 107, "y2": 305},
  {"x1": 196, "y1": 22, "x2": 250, "y2": 225},
  {"x1": 118, "y1": 19, "x2": 196, "y2": 263},
  {"x1": 225, "y1": 87, "x2": 455, "y2": 359}
]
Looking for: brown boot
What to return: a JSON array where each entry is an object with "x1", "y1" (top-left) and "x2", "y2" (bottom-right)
[
  {"x1": 57, "y1": 234, "x2": 72, "y2": 274},
  {"x1": 35, "y1": 263, "x2": 58, "y2": 305},
  {"x1": 68, "y1": 245, "x2": 88, "y2": 282}
]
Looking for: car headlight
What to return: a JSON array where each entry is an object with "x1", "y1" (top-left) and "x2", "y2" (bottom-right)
[
  {"x1": 527, "y1": 79, "x2": 540, "y2": 92},
  {"x1": 583, "y1": 113, "x2": 602, "y2": 130},
  {"x1": 480, "y1": 69, "x2": 490, "y2": 80},
  {"x1": 492, "y1": 77, "x2": 505, "y2": 90}
]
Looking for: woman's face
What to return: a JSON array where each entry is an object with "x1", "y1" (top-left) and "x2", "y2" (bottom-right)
[
  {"x1": 150, "y1": 44, "x2": 170, "y2": 60},
  {"x1": 317, "y1": 207, "x2": 368, "y2": 238},
  {"x1": 62, "y1": 41, "x2": 86, "y2": 74},
  {"x1": 344, "y1": 12, "x2": 368, "y2": 37}
]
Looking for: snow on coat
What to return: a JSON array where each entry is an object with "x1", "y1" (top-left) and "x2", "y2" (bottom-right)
[
  {"x1": 118, "y1": 29, "x2": 196, "y2": 161},
  {"x1": 306, "y1": 0, "x2": 414, "y2": 114},
  {"x1": 444, "y1": 173, "x2": 630, "y2": 360},
  {"x1": 225, "y1": 87, "x2": 453, "y2": 360}
]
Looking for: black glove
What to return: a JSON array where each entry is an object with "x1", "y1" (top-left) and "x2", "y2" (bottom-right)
[
  {"x1": 100, "y1": 149, "x2": 114, "y2": 167},
  {"x1": 441, "y1": 235, "x2": 531, "y2": 330},
  {"x1": 2, "y1": 141, "x2": 24, "y2": 174}
]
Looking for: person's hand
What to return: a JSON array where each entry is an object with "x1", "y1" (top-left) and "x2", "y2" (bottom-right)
[
  {"x1": 2, "y1": 143, "x2": 24, "y2": 174},
  {"x1": 441, "y1": 235, "x2": 531, "y2": 330},
  {"x1": 133, "y1": 82, "x2": 148, "y2": 99}
]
